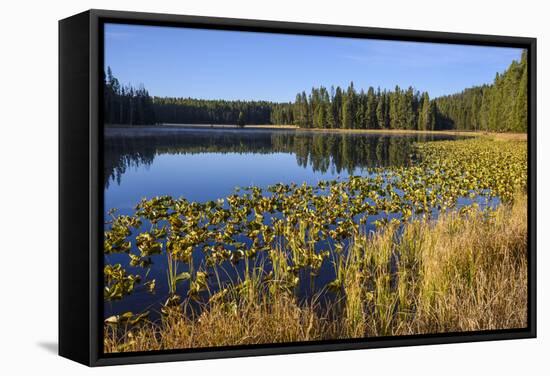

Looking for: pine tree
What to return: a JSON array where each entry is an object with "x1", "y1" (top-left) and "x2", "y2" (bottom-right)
[
  {"x1": 402, "y1": 87, "x2": 416, "y2": 130},
  {"x1": 389, "y1": 86, "x2": 401, "y2": 129},
  {"x1": 237, "y1": 111, "x2": 246, "y2": 127},
  {"x1": 418, "y1": 92, "x2": 431, "y2": 130},
  {"x1": 376, "y1": 89, "x2": 386, "y2": 129},
  {"x1": 342, "y1": 82, "x2": 356, "y2": 129},
  {"x1": 366, "y1": 87, "x2": 377, "y2": 129},
  {"x1": 333, "y1": 87, "x2": 343, "y2": 129}
]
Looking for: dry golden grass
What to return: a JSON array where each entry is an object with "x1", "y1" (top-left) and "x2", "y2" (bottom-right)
[
  {"x1": 481, "y1": 132, "x2": 527, "y2": 141},
  {"x1": 355, "y1": 192, "x2": 528, "y2": 336},
  {"x1": 294, "y1": 127, "x2": 527, "y2": 141},
  {"x1": 104, "y1": 193, "x2": 527, "y2": 353}
]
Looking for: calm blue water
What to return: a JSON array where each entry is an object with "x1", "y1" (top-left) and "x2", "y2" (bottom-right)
[{"x1": 103, "y1": 128, "x2": 464, "y2": 319}]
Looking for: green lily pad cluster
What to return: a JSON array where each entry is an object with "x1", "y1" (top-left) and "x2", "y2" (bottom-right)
[
  {"x1": 104, "y1": 264, "x2": 141, "y2": 301},
  {"x1": 103, "y1": 138, "x2": 527, "y2": 323}
]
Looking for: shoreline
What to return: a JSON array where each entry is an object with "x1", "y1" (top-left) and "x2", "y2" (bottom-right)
[
  {"x1": 105, "y1": 123, "x2": 527, "y2": 141},
  {"x1": 294, "y1": 127, "x2": 527, "y2": 141},
  {"x1": 106, "y1": 123, "x2": 298, "y2": 130}
]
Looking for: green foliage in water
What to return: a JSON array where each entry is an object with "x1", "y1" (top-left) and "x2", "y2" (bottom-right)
[{"x1": 103, "y1": 138, "x2": 526, "y2": 324}]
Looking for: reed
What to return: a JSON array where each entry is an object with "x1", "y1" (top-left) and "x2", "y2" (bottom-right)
[{"x1": 104, "y1": 192, "x2": 527, "y2": 352}]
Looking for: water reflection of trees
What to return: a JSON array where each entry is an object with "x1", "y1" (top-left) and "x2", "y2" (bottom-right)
[
  {"x1": 272, "y1": 133, "x2": 420, "y2": 175},
  {"x1": 104, "y1": 130, "x2": 453, "y2": 188}
]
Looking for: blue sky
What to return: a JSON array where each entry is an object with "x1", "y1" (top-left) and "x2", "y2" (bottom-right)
[{"x1": 105, "y1": 23, "x2": 524, "y2": 102}]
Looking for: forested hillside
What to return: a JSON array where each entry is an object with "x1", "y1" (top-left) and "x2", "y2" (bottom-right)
[
  {"x1": 103, "y1": 51, "x2": 527, "y2": 132},
  {"x1": 435, "y1": 51, "x2": 527, "y2": 132}
]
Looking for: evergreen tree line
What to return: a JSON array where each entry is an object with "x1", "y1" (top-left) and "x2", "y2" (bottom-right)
[
  {"x1": 284, "y1": 84, "x2": 437, "y2": 131},
  {"x1": 104, "y1": 67, "x2": 156, "y2": 126},
  {"x1": 104, "y1": 67, "x2": 280, "y2": 125},
  {"x1": 435, "y1": 51, "x2": 527, "y2": 132},
  {"x1": 103, "y1": 51, "x2": 527, "y2": 132},
  {"x1": 152, "y1": 97, "x2": 277, "y2": 125}
]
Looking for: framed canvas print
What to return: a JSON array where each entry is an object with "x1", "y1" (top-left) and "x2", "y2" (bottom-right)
[{"x1": 59, "y1": 9, "x2": 536, "y2": 366}]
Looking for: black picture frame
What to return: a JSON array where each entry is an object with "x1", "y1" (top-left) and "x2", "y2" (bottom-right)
[{"x1": 59, "y1": 9, "x2": 537, "y2": 367}]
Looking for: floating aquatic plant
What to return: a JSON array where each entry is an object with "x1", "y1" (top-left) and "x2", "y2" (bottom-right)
[{"x1": 103, "y1": 138, "x2": 527, "y2": 331}]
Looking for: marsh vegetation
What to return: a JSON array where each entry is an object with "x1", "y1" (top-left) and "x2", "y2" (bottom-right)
[{"x1": 103, "y1": 135, "x2": 527, "y2": 352}]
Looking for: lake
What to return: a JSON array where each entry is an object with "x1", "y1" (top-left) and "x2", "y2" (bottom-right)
[{"x1": 103, "y1": 127, "x2": 462, "y2": 319}]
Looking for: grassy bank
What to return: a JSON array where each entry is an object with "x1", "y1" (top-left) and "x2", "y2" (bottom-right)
[
  {"x1": 104, "y1": 192, "x2": 527, "y2": 352},
  {"x1": 285, "y1": 127, "x2": 527, "y2": 141}
]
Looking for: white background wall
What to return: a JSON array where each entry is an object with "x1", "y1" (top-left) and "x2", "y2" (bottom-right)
[{"x1": 0, "y1": 0, "x2": 547, "y2": 374}]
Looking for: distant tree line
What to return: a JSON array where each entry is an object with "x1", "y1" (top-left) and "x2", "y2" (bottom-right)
[
  {"x1": 152, "y1": 97, "x2": 276, "y2": 125},
  {"x1": 103, "y1": 51, "x2": 527, "y2": 132}
]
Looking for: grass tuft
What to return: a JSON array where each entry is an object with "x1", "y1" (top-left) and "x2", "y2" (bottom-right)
[{"x1": 105, "y1": 193, "x2": 527, "y2": 352}]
